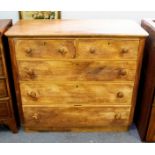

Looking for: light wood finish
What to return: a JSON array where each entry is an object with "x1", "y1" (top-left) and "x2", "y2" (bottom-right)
[
  {"x1": 0, "y1": 19, "x2": 18, "y2": 133},
  {"x1": 18, "y1": 60, "x2": 137, "y2": 81},
  {"x1": 23, "y1": 106, "x2": 131, "y2": 130},
  {"x1": 77, "y1": 39, "x2": 139, "y2": 60},
  {"x1": 15, "y1": 39, "x2": 76, "y2": 59},
  {"x1": 5, "y1": 20, "x2": 147, "y2": 132},
  {"x1": 5, "y1": 20, "x2": 148, "y2": 37},
  {"x1": 20, "y1": 82, "x2": 134, "y2": 105}
]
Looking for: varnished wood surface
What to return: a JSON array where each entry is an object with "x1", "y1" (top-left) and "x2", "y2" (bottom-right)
[
  {"x1": 5, "y1": 20, "x2": 148, "y2": 37},
  {"x1": 23, "y1": 106, "x2": 131, "y2": 130},
  {"x1": 135, "y1": 19, "x2": 155, "y2": 141},
  {"x1": 15, "y1": 39, "x2": 76, "y2": 59},
  {"x1": 0, "y1": 19, "x2": 12, "y2": 34},
  {"x1": 77, "y1": 39, "x2": 139, "y2": 60},
  {"x1": 146, "y1": 107, "x2": 155, "y2": 141},
  {"x1": 0, "y1": 80, "x2": 7, "y2": 97},
  {"x1": 0, "y1": 101, "x2": 10, "y2": 117},
  {"x1": 18, "y1": 60, "x2": 137, "y2": 81},
  {"x1": 0, "y1": 58, "x2": 4, "y2": 76},
  {"x1": 20, "y1": 82, "x2": 134, "y2": 106}
]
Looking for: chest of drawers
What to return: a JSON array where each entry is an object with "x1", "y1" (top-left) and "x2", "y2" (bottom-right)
[
  {"x1": 135, "y1": 19, "x2": 155, "y2": 142},
  {"x1": 0, "y1": 19, "x2": 18, "y2": 133},
  {"x1": 5, "y1": 20, "x2": 148, "y2": 131}
]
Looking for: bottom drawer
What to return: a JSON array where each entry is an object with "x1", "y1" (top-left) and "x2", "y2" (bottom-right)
[
  {"x1": 23, "y1": 106, "x2": 131, "y2": 130},
  {"x1": 0, "y1": 101, "x2": 10, "y2": 118}
]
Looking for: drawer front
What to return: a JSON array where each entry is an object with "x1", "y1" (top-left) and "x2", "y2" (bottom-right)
[
  {"x1": 0, "y1": 58, "x2": 4, "y2": 76},
  {"x1": 0, "y1": 80, "x2": 8, "y2": 98},
  {"x1": 23, "y1": 106, "x2": 131, "y2": 129},
  {"x1": 0, "y1": 101, "x2": 10, "y2": 118},
  {"x1": 20, "y1": 82, "x2": 134, "y2": 105},
  {"x1": 18, "y1": 60, "x2": 137, "y2": 81},
  {"x1": 15, "y1": 39, "x2": 76, "y2": 59},
  {"x1": 77, "y1": 39, "x2": 139, "y2": 59}
]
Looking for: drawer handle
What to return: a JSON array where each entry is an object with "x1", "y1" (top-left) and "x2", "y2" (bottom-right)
[
  {"x1": 89, "y1": 47, "x2": 96, "y2": 54},
  {"x1": 121, "y1": 48, "x2": 129, "y2": 54},
  {"x1": 32, "y1": 113, "x2": 39, "y2": 120},
  {"x1": 26, "y1": 70, "x2": 36, "y2": 79},
  {"x1": 114, "y1": 113, "x2": 122, "y2": 120},
  {"x1": 25, "y1": 48, "x2": 33, "y2": 56},
  {"x1": 58, "y1": 47, "x2": 67, "y2": 55},
  {"x1": 27, "y1": 91, "x2": 38, "y2": 100},
  {"x1": 117, "y1": 92, "x2": 124, "y2": 98},
  {"x1": 118, "y1": 68, "x2": 127, "y2": 76}
]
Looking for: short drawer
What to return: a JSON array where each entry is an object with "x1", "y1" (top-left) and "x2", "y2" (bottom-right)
[
  {"x1": 20, "y1": 82, "x2": 134, "y2": 105},
  {"x1": 18, "y1": 60, "x2": 137, "y2": 81},
  {"x1": 0, "y1": 101, "x2": 10, "y2": 118},
  {"x1": 15, "y1": 39, "x2": 76, "y2": 59},
  {"x1": 0, "y1": 80, "x2": 8, "y2": 98},
  {"x1": 77, "y1": 39, "x2": 139, "y2": 60},
  {"x1": 23, "y1": 106, "x2": 131, "y2": 129},
  {"x1": 0, "y1": 58, "x2": 4, "y2": 76}
]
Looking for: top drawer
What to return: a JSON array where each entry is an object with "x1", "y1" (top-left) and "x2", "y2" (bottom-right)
[
  {"x1": 77, "y1": 39, "x2": 139, "y2": 60},
  {"x1": 15, "y1": 39, "x2": 76, "y2": 59}
]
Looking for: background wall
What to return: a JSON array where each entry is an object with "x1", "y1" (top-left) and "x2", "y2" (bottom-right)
[{"x1": 0, "y1": 11, "x2": 155, "y2": 24}]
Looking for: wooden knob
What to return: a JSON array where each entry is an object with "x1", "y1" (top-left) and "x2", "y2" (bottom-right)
[
  {"x1": 114, "y1": 113, "x2": 121, "y2": 120},
  {"x1": 118, "y1": 69, "x2": 127, "y2": 76},
  {"x1": 121, "y1": 48, "x2": 128, "y2": 54},
  {"x1": 58, "y1": 47, "x2": 66, "y2": 55},
  {"x1": 89, "y1": 47, "x2": 96, "y2": 54},
  {"x1": 27, "y1": 91, "x2": 38, "y2": 100},
  {"x1": 26, "y1": 70, "x2": 36, "y2": 79},
  {"x1": 25, "y1": 48, "x2": 32, "y2": 56},
  {"x1": 32, "y1": 113, "x2": 39, "y2": 120},
  {"x1": 117, "y1": 92, "x2": 124, "y2": 98}
]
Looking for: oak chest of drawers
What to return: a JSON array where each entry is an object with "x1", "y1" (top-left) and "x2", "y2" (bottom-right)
[
  {"x1": 0, "y1": 19, "x2": 18, "y2": 133},
  {"x1": 5, "y1": 20, "x2": 148, "y2": 131}
]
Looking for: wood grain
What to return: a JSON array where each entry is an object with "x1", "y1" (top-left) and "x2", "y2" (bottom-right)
[
  {"x1": 5, "y1": 20, "x2": 148, "y2": 37},
  {"x1": 20, "y1": 82, "x2": 134, "y2": 105},
  {"x1": 0, "y1": 101, "x2": 10, "y2": 118},
  {"x1": 0, "y1": 58, "x2": 3, "y2": 76},
  {"x1": 23, "y1": 106, "x2": 131, "y2": 130},
  {"x1": 15, "y1": 39, "x2": 76, "y2": 59},
  {"x1": 18, "y1": 60, "x2": 137, "y2": 81},
  {"x1": 77, "y1": 39, "x2": 139, "y2": 60},
  {"x1": 0, "y1": 79, "x2": 7, "y2": 97}
]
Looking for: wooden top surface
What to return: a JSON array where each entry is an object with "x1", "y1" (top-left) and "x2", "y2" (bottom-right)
[
  {"x1": 5, "y1": 19, "x2": 148, "y2": 37},
  {"x1": 0, "y1": 19, "x2": 12, "y2": 34}
]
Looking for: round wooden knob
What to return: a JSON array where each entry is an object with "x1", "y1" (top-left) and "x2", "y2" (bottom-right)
[
  {"x1": 121, "y1": 48, "x2": 129, "y2": 54},
  {"x1": 89, "y1": 47, "x2": 96, "y2": 54},
  {"x1": 27, "y1": 91, "x2": 38, "y2": 100},
  {"x1": 58, "y1": 47, "x2": 66, "y2": 55},
  {"x1": 114, "y1": 113, "x2": 121, "y2": 120},
  {"x1": 25, "y1": 48, "x2": 32, "y2": 56},
  {"x1": 117, "y1": 92, "x2": 124, "y2": 98},
  {"x1": 32, "y1": 113, "x2": 39, "y2": 120},
  {"x1": 26, "y1": 70, "x2": 36, "y2": 79},
  {"x1": 119, "y1": 69, "x2": 127, "y2": 76}
]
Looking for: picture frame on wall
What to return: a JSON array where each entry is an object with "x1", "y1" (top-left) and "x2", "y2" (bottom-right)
[{"x1": 19, "y1": 11, "x2": 61, "y2": 19}]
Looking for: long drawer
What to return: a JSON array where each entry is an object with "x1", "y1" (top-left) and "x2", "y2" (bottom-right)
[
  {"x1": 18, "y1": 60, "x2": 137, "y2": 81},
  {"x1": 23, "y1": 106, "x2": 131, "y2": 129},
  {"x1": 20, "y1": 82, "x2": 134, "y2": 105},
  {"x1": 15, "y1": 39, "x2": 139, "y2": 60},
  {"x1": 0, "y1": 79, "x2": 8, "y2": 98}
]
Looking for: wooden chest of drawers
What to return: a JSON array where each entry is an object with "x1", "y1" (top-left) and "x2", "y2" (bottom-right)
[
  {"x1": 5, "y1": 20, "x2": 148, "y2": 131},
  {"x1": 135, "y1": 19, "x2": 155, "y2": 142},
  {"x1": 0, "y1": 19, "x2": 18, "y2": 133}
]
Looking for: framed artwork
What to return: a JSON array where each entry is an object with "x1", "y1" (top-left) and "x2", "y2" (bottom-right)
[{"x1": 19, "y1": 11, "x2": 61, "y2": 19}]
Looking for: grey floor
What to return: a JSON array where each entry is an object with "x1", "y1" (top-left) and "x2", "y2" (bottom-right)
[{"x1": 0, "y1": 124, "x2": 141, "y2": 143}]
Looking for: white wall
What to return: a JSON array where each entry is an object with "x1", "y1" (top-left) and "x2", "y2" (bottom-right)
[{"x1": 0, "y1": 11, "x2": 155, "y2": 24}]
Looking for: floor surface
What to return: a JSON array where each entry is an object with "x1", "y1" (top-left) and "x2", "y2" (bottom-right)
[{"x1": 0, "y1": 124, "x2": 141, "y2": 143}]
